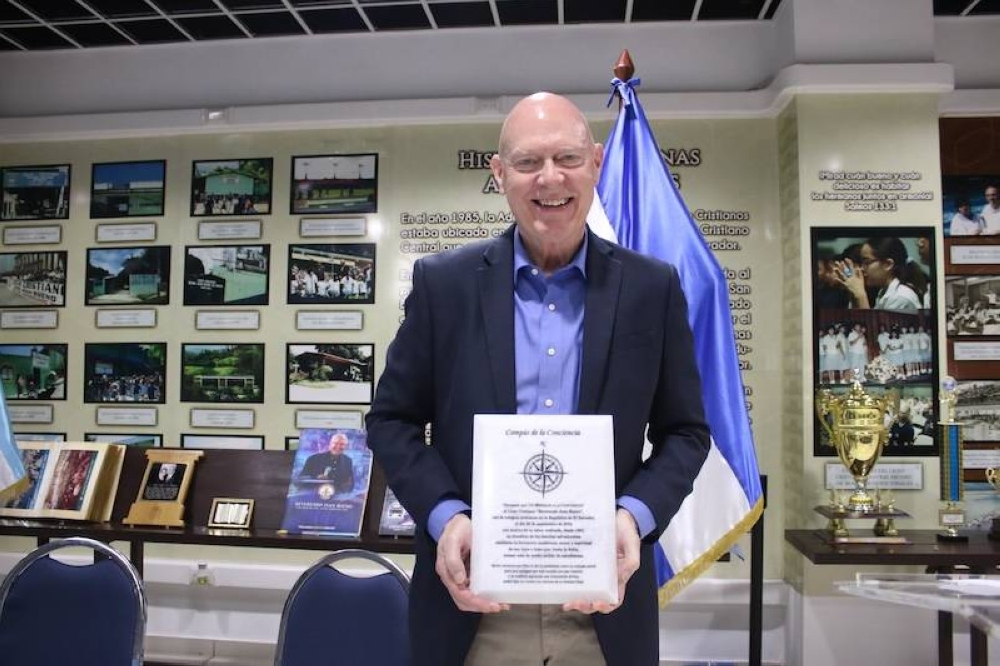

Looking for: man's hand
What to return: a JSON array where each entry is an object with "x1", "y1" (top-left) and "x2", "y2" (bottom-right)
[
  {"x1": 563, "y1": 508, "x2": 641, "y2": 614},
  {"x1": 435, "y1": 512, "x2": 509, "y2": 613}
]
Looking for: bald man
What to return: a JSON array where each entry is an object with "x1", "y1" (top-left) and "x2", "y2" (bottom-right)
[{"x1": 367, "y1": 93, "x2": 709, "y2": 665}]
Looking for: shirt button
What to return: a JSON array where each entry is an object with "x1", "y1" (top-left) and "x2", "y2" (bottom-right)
[
  {"x1": 544, "y1": 398, "x2": 554, "y2": 408},
  {"x1": 531, "y1": 268, "x2": 539, "y2": 276},
  {"x1": 547, "y1": 348, "x2": 556, "y2": 356},
  {"x1": 547, "y1": 303, "x2": 556, "y2": 311}
]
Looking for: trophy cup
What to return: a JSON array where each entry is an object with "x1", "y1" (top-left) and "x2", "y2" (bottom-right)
[
  {"x1": 985, "y1": 468, "x2": 1000, "y2": 541},
  {"x1": 938, "y1": 376, "x2": 968, "y2": 542}
]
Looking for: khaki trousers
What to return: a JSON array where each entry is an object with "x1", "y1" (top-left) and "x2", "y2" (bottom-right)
[{"x1": 464, "y1": 604, "x2": 605, "y2": 666}]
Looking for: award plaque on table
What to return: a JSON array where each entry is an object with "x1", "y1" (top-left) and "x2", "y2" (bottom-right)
[
  {"x1": 470, "y1": 414, "x2": 617, "y2": 605},
  {"x1": 123, "y1": 449, "x2": 204, "y2": 527}
]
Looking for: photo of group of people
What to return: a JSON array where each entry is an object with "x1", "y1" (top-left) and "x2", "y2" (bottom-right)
[
  {"x1": 941, "y1": 176, "x2": 1000, "y2": 236},
  {"x1": 0, "y1": 344, "x2": 67, "y2": 401},
  {"x1": 287, "y1": 243, "x2": 375, "y2": 305},
  {"x1": 811, "y1": 227, "x2": 938, "y2": 456},
  {"x1": 0, "y1": 251, "x2": 66, "y2": 308},
  {"x1": 190, "y1": 158, "x2": 272, "y2": 216},
  {"x1": 945, "y1": 275, "x2": 1000, "y2": 336},
  {"x1": 953, "y1": 380, "x2": 1000, "y2": 442},
  {"x1": 83, "y1": 342, "x2": 166, "y2": 404}
]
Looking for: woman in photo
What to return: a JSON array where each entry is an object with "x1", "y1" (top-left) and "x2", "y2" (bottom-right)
[{"x1": 834, "y1": 237, "x2": 927, "y2": 311}]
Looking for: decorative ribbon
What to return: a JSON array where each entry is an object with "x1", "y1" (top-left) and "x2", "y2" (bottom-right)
[{"x1": 607, "y1": 77, "x2": 641, "y2": 108}]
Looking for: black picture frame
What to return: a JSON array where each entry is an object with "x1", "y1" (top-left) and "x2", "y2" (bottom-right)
[
  {"x1": 1, "y1": 164, "x2": 71, "y2": 221},
  {"x1": 289, "y1": 153, "x2": 378, "y2": 215},
  {"x1": 0, "y1": 251, "x2": 67, "y2": 308},
  {"x1": 811, "y1": 226, "x2": 939, "y2": 457},
  {"x1": 0, "y1": 344, "x2": 67, "y2": 401},
  {"x1": 941, "y1": 174, "x2": 1000, "y2": 237},
  {"x1": 180, "y1": 343, "x2": 265, "y2": 404},
  {"x1": 85, "y1": 245, "x2": 171, "y2": 306},
  {"x1": 286, "y1": 343, "x2": 374, "y2": 405},
  {"x1": 190, "y1": 158, "x2": 272, "y2": 216},
  {"x1": 287, "y1": 242, "x2": 376, "y2": 305},
  {"x1": 183, "y1": 244, "x2": 270, "y2": 306},
  {"x1": 83, "y1": 342, "x2": 167, "y2": 404},
  {"x1": 84, "y1": 432, "x2": 163, "y2": 447},
  {"x1": 90, "y1": 160, "x2": 166, "y2": 218}
]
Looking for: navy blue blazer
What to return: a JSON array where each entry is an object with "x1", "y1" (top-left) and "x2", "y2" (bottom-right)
[{"x1": 366, "y1": 225, "x2": 710, "y2": 666}]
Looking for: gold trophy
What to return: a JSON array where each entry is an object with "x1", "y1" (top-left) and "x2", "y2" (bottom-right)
[
  {"x1": 816, "y1": 379, "x2": 899, "y2": 513},
  {"x1": 985, "y1": 468, "x2": 1000, "y2": 540},
  {"x1": 938, "y1": 376, "x2": 968, "y2": 542}
]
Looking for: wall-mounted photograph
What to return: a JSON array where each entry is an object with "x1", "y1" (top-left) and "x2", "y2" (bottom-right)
[
  {"x1": 290, "y1": 153, "x2": 377, "y2": 215},
  {"x1": 1, "y1": 164, "x2": 70, "y2": 221},
  {"x1": 811, "y1": 227, "x2": 938, "y2": 457},
  {"x1": 90, "y1": 160, "x2": 166, "y2": 218},
  {"x1": 84, "y1": 432, "x2": 163, "y2": 447},
  {"x1": 190, "y1": 158, "x2": 272, "y2": 216},
  {"x1": 945, "y1": 275, "x2": 1000, "y2": 336},
  {"x1": 954, "y1": 380, "x2": 1000, "y2": 443},
  {"x1": 86, "y1": 246, "x2": 171, "y2": 306},
  {"x1": 181, "y1": 343, "x2": 264, "y2": 403},
  {"x1": 83, "y1": 342, "x2": 166, "y2": 404},
  {"x1": 0, "y1": 344, "x2": 67, "y2": 400},
  {"x1": 183, "y1": 244, "x2": 270, "y2": 306},
  {"x1": 286, "y1": 343, "x2": 374, "y2": 404},
  {"x1": 0, "y1": 251, "x2": 67, "y2": 308},
  {"x1": 941, "y1": 175, "x2": 1000, "y2": 237},
  {"x1": 287, "y1": 243, "x2": 375, "y2": 305}
]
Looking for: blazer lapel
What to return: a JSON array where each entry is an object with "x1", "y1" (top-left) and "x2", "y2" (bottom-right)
[
  {"x1": 478, "y1": 230, "x2": 517, "y2": 413},
  {"x1": 578, "y1": 232, "x2": 621, "y2": 414}
]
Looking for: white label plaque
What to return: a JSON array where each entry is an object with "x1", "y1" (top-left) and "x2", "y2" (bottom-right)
[
  {"x1": 198, "y1": 220, "x2": 262, "y2": 240},
  {"x1": 96, "y1": 407, "x2": 157, "y2": 426},
  {"x1": 95, "y1": 222, "x2": 157, "y2": 243},
  {"x1": 824, "y1": 462, "x2": 923, "y2": 490},
  {"x1": 9, "y1": 405, "x2": 53, "y2": 424},
  {"x1": 190, "y1": 408, "x2": 255, "y2": 429},
  {"x1": 295, "y1": 310, "x2": 363, "y2": 330},
  {"x1": 962, "y1": 449, "x2": 1000, "y2": 469},
  {"x1": 299, "y1": 217, "x2": 366, "y2": 237},
  {"x1": 470, "y1": 414, "x2": 617, "y2": 604},
  {"x1": 951, "y1": 245, "x2": 1000, "y2": 265},
  {"x1": 96, "y1": 308, "x2": 157, "y2": 328},
  {"x1": 953, "y1": 342, "x2": 1000, "y2": 361},
  {"x1": 3, "y1": 225, "x2": 62, "y2": 245},
  {"x1": 295, "y1": 409, "x2": 363, "y2": 430},
  {"x1": 1, "y1": 311, "x2": 58, "y2": 329},
  {"x1": 196, "y1": 310, "x2": 260, "y2": 330}
]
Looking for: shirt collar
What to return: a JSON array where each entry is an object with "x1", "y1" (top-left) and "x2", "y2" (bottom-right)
[{"x1": 513, "y1": 229, "x2": 589, "y2": 280}]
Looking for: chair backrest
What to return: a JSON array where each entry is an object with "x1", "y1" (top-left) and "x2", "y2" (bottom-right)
[
  {"x1": 275, "y1": 548, "x2": 411, "y2": 666},
  {"x1": 0, "y1": 536, "x2": 146, "y2": 666}
]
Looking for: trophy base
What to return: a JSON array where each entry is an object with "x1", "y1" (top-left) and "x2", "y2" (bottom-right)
[
  {"x1": 936, "y1": 530, "x2": 969, "y2": 543},
  {"x1": 814, "y1": 505, "x2": 911, "y2": 541}
]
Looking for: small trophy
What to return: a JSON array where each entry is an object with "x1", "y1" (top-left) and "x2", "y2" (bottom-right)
[
  {"x1": 986, "y1": 468, "x2": 1000, "y2": 541},
  {"x1": 938, "y1": 376, "x2": 968, "y2": 542}
]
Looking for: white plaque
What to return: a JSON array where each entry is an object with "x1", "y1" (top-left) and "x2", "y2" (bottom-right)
[
  {"x1": 295, "y1": 409, "x2": 363, "y2": 430},
  {"x1": 95, "y1": 308, "x2": 157, "y2": 328},
  {"x1": 470, "y1": 414, "x2": 617, "y2": 604},
  {"x1": 9, "y1": 405, "x2": 53, "y2": 424},
  {"x1": 196, "y1": 310, "x2": 260, "y2": 330},
  {"x1": 95, "y1": 222, "x2": 157, "y2": 243},
  {"x1": 962, "y1": 449, "x2": 1000, "y2": 469},
  {"x1": 1, "y1": 310, "x2": 58, "y2": 329},
  {"x1": 299, "y1": 217, "x2": 366, "y2": 237},
  {"x1": 953, "y1": 342, "x2": 1000, "y2": 361},
  {"x1": 295, "y1": 310, "x2": 363, "y2": 330},
  {"x1": 190, "y1": 408, "x2": 255, "y2": 429},
  {"x1": 198, "y1": 220, "x2": 262, "y2": 240},
  {"x1": 96, "y1": 406, "x2": 158, "y2": 426},
  {"x1": 3, "y1": 225, "x2": 62, "y2": 245},
  {"x1": 950, "y1": 245, "x2": 1000, "y2": 265},
  {"x1": 824, "y1": 462, "x2": 923, "y2": 490}
]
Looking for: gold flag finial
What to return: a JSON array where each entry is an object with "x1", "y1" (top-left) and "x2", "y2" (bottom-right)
[{"x1": 613, "y1": 49, "x2": 635, "y2": 81}]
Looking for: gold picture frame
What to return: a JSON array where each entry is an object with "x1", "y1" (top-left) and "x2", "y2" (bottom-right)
[{"x1": 207, "y1": 497, "x2": 254, "y2": 529}]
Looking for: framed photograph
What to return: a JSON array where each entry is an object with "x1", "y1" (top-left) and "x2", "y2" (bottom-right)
[
  {"x1": 90, "y1": 160, "x2": 166, "y2": 218},
  {"x1": 285, "y1": 436, "x2": 299, "y2": 451},
  {"x1": 191, "y1": 158, "x2": 272, "y2": 216},
  {"x1": 0, "y1": 251, "x2": 67, "y2": 308},
  {"x1": 290, "y1": 153, "x2": 377, "y2": 215},
  {"x1": 181, "y1": 343, "x2": 264, "y2": 403},
  {"x1": 183, "y1": 244, "x2": 270, "y2": 306},
  {"x1": 208, "y1": 497, "x2": 254, "y2": 529},
  {"x1": 84, "y1": 432, "x2": 162, "y2": 447},
  {"x1": 83, "y1": 342, "x2": 166, "y2": 404},
  {"x1": 0, "y1": 344, "x2": 67, "y2": 401},
  {"x1": 941, "y1": 175, "x2": 1000, "y2": 237},
  {"x1": 180, "y1": 433, "x2": 264, "y2": 450},
  {"x1": 86, "y1": 246, "x2": 171, "y2": 306},
  {"x1": 1, "y1": 164, "x2": 70, "y2": 221},
  {"x1": 945, "y1": 275, "x2": 1000, "y2": 336},
  {"x1": 286, "y1": 343, "x2": 374, "y2": 405},
  {"x1": 811, "y1": 227, "x2": 938, "y2": 457},
  {"x1": 287, "y1": 243, "x2": 375, "y2": 305},
  {"x1": 954, "y1": 380, "x2": 1000, "y2": 443}
]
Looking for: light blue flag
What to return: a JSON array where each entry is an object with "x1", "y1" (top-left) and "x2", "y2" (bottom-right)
[
  {"x1": 0, "y1": 391, "x2": 27, "y2": 503},
  {"x1": 592, "y1": 76, "x2": 763, "y2": 603}
]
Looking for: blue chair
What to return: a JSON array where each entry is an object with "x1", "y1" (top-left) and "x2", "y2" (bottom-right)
[
  {"x1": 274, "y1": 548, "x2": 411, "y2": 666},
  {"x1": 0, "y1": 536, "x2": 146, "y2": 666}
]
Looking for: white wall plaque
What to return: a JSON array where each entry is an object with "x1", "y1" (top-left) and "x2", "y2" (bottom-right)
[
  {"x1": 299, "y1": 217, "x2": 366, "y2": 237},
  {"x1": 295, "y1": 310, "x2": 363, "y2": 331},
  {"x1": 9, "y1": 405, "x2": 53, "y2": 424},
  {"x1": 95, "y1": 308, "x2": 157, "y2": 328},
  {"x1": 295, "y1": 409, "x2": 364, "y2": 430},
  {"x1": 95, "y1": 222, "x2": 157, "y2": 243},
  {"x1": 195, "y1": 310, "x2": 260, "y2": 330},
  {"x1": 1, "y1": 311, "x2": 58, "y2": 329},
  {"x1": 198, "y1": 220, "x2": 262, "y2": 240},
  {"x1": 3, "y1": 225, "x2": 62, "y2": 245},
  {"x1": 190, "y1": 408, "x2": 255, "y2": 429},
  {"x1": 953, "y1": 342, "x2": 1000, "y2": 361},
  {"x1": 962, "y1": 449, "x2": 1000, "y2": 469},
  {"x1": 96, "y1": 406, "x2": 158, "y2": 426},
  {"x1": 824, "y1": 462, "x2": 923, "y2": 490},
  {"x1": 950, "y1": 245, "x2": 1000, "y2": 265}
]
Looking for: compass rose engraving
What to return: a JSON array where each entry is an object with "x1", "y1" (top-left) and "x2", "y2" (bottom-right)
[{"x1": 521, "y1": 443, "x2": 565, "y2": 496}]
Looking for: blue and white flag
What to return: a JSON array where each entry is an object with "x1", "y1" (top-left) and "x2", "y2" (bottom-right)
[
  {"x1": 0, "y1": 392, "x2": 26, "y2": 503},
  {"x1": 591, "y1": 76, "x2": 763, "y2": 603}
]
